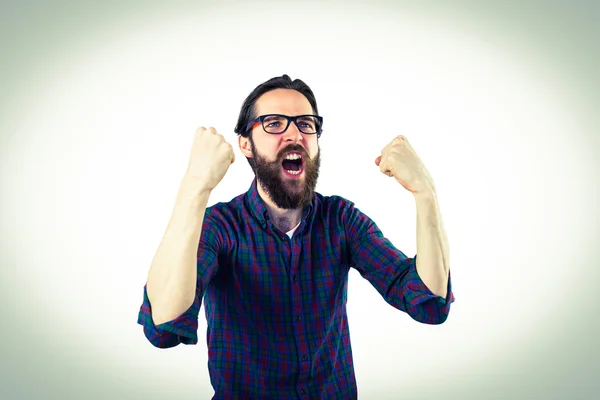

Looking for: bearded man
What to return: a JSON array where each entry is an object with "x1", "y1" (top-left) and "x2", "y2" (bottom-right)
[{"x1": 138, "y1": 75, "x2": 455, "y2": 399}]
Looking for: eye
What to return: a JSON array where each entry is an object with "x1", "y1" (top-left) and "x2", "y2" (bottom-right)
[
  {"x1": 263, "y1": 116, "x2": 285, "y2": 128},
  {"x1": 297, "y1": 118, "x2": 316, "y2": 130}
]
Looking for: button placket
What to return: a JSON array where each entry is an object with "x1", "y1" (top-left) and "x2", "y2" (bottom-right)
[{"x1": 290, "y1": 234, "x2": 310, "y2": 386}]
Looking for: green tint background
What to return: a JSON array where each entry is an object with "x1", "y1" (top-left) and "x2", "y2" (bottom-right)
[{"x1": 1, "y1": 1, "x2": 598, "y2": 399}]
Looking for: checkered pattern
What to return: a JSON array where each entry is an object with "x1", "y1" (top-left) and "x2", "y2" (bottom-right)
[{"x1": 138, "y1": 179, "x2": 454, "y2": 399}]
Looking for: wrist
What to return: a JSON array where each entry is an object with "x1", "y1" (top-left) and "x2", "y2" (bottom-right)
[
  {"x1": 180, "y1": 174, "x2": 213, "y2": 197},
  {"x1": 412, "y1": 186, "x2": 437, "y2": 202}
]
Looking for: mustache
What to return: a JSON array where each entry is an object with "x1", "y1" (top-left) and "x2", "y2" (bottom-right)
[{"x1": 277, "y1": 144, "x2": 308, "y2": 160}]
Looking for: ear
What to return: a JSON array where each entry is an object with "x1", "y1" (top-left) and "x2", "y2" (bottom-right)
[{"x1": 238, "y1": 135, "x2": 254, "y2": 158}]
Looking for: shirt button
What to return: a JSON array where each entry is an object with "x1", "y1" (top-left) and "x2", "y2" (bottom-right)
[
  {"x1": 293, "y1": 275, "x2": 298, "y2": 282},
  {"x1": 302, "y1": 355, "x2": 308, "y2": 361},
  {"x1": 300, "y1": 389, "x2": 305, "y2": 395},
  {"x1": 296, "y1": 316, "x2": 302, "y2": 321}
]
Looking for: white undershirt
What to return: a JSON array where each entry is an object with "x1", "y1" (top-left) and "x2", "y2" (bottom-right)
[{"x1": 285, "y1": 221, "x2": 301, "y2": 238}]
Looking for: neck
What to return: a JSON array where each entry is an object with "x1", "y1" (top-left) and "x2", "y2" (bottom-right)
[{"x1": 256, "y1": 180, "x2": 302, "y2": 232}]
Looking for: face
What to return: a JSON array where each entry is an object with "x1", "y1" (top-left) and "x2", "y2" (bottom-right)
[{"x1": 240, "y1": 89, "x2": 321, "y2": 210}]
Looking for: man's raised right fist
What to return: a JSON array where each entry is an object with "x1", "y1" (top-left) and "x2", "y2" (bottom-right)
[{"x1": 185, "y1": 127, "x2": 235, "y2": 191}]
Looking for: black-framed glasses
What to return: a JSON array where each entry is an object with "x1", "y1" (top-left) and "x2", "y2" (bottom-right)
[{"x1": 246, "y1": 114, "x2": 323, "y2": 137}]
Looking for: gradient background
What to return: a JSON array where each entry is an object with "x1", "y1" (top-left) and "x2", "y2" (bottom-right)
[{"x1": 1, "y1": 0, "x2": 598, "y2": 399}]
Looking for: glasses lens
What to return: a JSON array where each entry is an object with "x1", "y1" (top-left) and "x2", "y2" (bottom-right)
[
  {"x1": 262, "y1": 115, "x2": 288, "y2": 133},
  {"x1": 296, "y1": 116, "x2": 318, "y2": 134}
]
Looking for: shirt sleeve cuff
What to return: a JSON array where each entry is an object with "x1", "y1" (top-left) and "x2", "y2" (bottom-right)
[
  {"x1": 137, "y1": 286, "x2": 199, "y2": 346},
  {"x1": 407, "y1": 255, "x2": 454, "y2": 302},
  {"x1": 402, "y1": 255, "x2": 455, "y2": 324}
]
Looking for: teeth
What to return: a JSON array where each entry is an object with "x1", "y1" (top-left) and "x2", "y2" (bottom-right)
[
  {"x1": 285, "y1": 169, "x2": 301, "y2": 175},
  {"x1": 285, "y1": 153, "x2": 302, "y2": 160}
]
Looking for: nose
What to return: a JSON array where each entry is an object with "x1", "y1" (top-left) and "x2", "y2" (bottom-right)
[{"x1": 282, "y1": 121, "x2": 303, "y2": 143}]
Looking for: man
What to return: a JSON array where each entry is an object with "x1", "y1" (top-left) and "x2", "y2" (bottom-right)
[{"x1": 138, "y1": 75, "x2": 454, "y2": 399}]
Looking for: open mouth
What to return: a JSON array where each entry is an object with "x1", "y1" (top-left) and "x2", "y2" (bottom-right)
[{"x1": 281, "y1": 152, "x2": 304, "y2": 177}]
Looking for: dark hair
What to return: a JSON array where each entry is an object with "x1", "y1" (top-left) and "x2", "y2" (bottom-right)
[{"x1": 234, "y1": 74, "x2": 319, "y2": 138}]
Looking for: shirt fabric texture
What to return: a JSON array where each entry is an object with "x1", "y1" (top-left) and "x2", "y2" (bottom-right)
[{"x1": 138, "y1": 179, "x2": 455, "y2": 399}]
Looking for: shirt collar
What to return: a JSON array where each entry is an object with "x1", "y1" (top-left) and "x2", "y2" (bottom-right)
[{"x1": 245, "y1": 178, "x2": 315, "y2": 229}]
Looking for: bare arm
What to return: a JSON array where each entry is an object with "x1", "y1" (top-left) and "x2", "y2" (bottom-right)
[
  {"x1": 376, "y1": 135, "x2": 450, "y2": 299},
  {"x1": 145, "y1": 127, "x2": 235, "y2": 326},
  {"x1": 414, "y1": 190, "x2": 450, "y2": 298},
  {"x1": 146, "y1": 179, "x2": 212, "y2": 325}
]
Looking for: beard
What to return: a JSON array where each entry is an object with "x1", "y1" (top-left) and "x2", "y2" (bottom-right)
[{"x1": 248, "y1": 137, "x2": 321, "y2": 210}]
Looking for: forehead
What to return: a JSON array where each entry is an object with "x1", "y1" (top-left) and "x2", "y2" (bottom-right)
[{"x1": 255, "y1": 89, "x2": 313, "y2": 116}]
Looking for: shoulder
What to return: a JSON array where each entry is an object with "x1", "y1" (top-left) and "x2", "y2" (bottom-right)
[
  {"x1": 314, "y1": 191, "x2": 376, "y2": 233},
  {"x1": 199, "y1": 193, "x2": 247, "y2": 247},
  {"x1": 313, "y1": 192, "x2": 359, "y2": 219},
  {"x1": 204, "y1": 192, "x2": 247, "y2": 225}
]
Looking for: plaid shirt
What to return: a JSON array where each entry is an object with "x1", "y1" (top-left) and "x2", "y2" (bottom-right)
[{"x1": 138, "y1": 179, "x2": 454, "y2": 399}]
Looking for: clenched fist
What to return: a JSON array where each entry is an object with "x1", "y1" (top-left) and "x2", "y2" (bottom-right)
[
  {"x1": 375, "y1": 135, "x2": 435, "y2": 194},
  {"x1": 185, "y1": 127, "x2": 235, "y2": 190}
]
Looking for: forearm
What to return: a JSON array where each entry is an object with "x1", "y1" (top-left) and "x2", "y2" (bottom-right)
[
  {"x1": 146, "y1": 176, "x2": 212, "y2": 325},
  {"x1": 413, "y1": 189, "x2": 450, "y2": 298}
]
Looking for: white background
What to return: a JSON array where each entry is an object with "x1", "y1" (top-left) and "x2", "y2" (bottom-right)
[{"x1": 1, "y1": 1, "x2": 598, "y2": 399}]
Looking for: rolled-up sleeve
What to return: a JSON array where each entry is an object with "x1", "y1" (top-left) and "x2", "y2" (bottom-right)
[
  {"x1": 137, "y1": 285, "x2": 201, "y2": 348},
  {"x1": 344, "y1": 200, "x2": 455, "y2": 324},
  {"x1": 137, "y1": 211, "x2": 223, "y2": 347}
]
